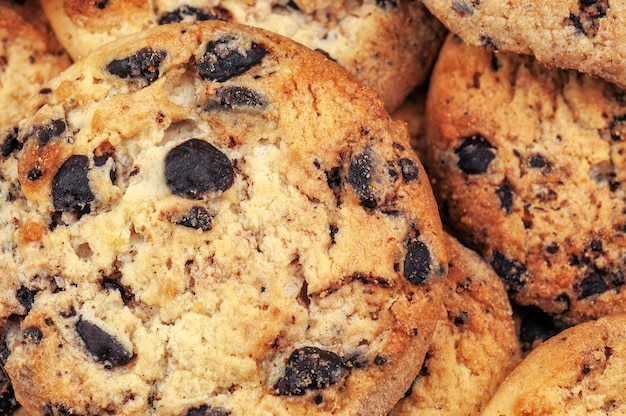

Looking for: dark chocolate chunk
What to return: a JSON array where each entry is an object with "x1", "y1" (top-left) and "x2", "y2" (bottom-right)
[
  {"x1": 325, "y1": 167, "x2": 343, "y2": 206},
  {"x1": 609, "y1": 115, "x2": 626, "y2": 141},
  {"x1": 16, "y1": 286, "x2": 37, "y2": 312},
  {"x1": 527, "y1": 153, "x2": 553, "y2": 174},
  {"x1": 373, "y1": 355, "x2": 387, "y2": 365},
  {"x1": 453, "y1": 311, "x2": 469, "y2": 326},
  {"x1": 165, "y1": 139, "x2": 234, "y2": 199},
  {"x1": 23, "y1": 326, "x2": 43, "y2": 344},
  {"x1": 348, "y1": 150, "x2": 377, "y2": 208},
  {"x1": 177, "y1": 206, "x2": 213, "y2": 231},
  {"x1": 1, "y1": 127, "x2": 21, "y2": 157},
  {"x1": 41, "y1": 403, "x2": 78, "y2": 416},
  {"x1": 186, "y1": 404, "x2": 231, "y2": 416},
  {"x1": 577, "y1": 272, "x2": 610, "y2": 299},
  {"x1": 34, "y1": 119, "x2": 66, "y2": 147},
  {"x1": 375, "y1": 0, "x2": 398, "y2": 8},
  {"x1": 158, "y1": 5, "x2": 230, "y2": 24},
  {"x1": 75, "y1": 318, "x2": 133, "y2": 368},
  {"x1": 27, "y1": 167, "x2": 42, "y2": 181},
  {"x1": 214, "y1": 86, "x2": 265, "y2": 109},
  {"x1": 569, "y1": 14, "x2": 585, "y2": 33},
  {"x1": 496, "y1": 180, "x2": 513, "y2": 214},
  {"x1": 546, "y1": 242, "x2": 560, "y2": 254},
  {"x1": 399, "y1": 158, "x2": 419, "y2": 182},
  {"x1": 52, "y1": 155, "x2": 95, "y2": 214},
  {"x1": 0, "y1": 369, "x2": 20, "y2": 415},
  {"x1": 403, "y1": 238, "x2": 433, "y2": 285},
  {"x1": 101, "y1": 276, "x2": 134, "y2": 305},
  {"x1": 197, "y1": 36, "x2": 267, "y2": 82},
  {"x1": 96, "y1": 0, "x2": 108, "y2": 9},
  {"x1": 106, "y1": 47, "x2": 167, "y2": 85},
  {"x1": 274, "y1": 347, "x2": 348, "y2": 396},
  {"x1": 451, "y1": 1, "x2": 475, "y2": 15},
  {"x1": 480, "y1": 36, "x2": 498, "y2": 51},
  {"x1": 454, "y1": 135, "x2": 496, "y2": 174},
  {"x1": 490, "y1": 250, "x2": 526, "y2": 292}
]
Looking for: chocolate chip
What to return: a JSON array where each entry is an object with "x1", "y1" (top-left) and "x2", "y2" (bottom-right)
[
  {"x1": 453, "y1": 311, "x2": 469, "y2": 326},
  {"x1": 496, "y1": 180, "x2": 513, "y2": 214},
  {"x1": 376, "y1": 0, "x2": 398, "y2": 8},
  {"x1": 165, "y1": 139, "x2": 234, "y2": 199},
  {"x1": 213, "y1": 86, "x2": 265, "y2": 109},
  {"x1": 329, "y1": 224, "x2": 338, "y2": 244},
  {"x1": 569, "y1": 14, "x2": 585, "y2": 33},
  {"x1": 197, "y1": 36, "x2": 267, "y2": 82},
  {"x1": 577, "y1": 272, "x2": 610, "y2": 299},
  {"x1": 0, "y1": 369, "x2": 20, "y2": 415},
  {"x1": 348, "y1": 150, "x2": 378, "y2": 208},
  {"x1": 403, "y1": 238, "x2": 433, "y2": 285},
  {"x1": 16, "y1": 286, "x2": 37, "y2": 312},
  {"x1": 75, "y1": 318, "x2": 133, "y2": 368},
  {"x1": 527, "y1": 153, "x2": 553, "y2": 174},
  {"x1": 27, "y1": 167, "x2": 42, "y2": 181},
  {"x1": 399, "y1": 158, "x2": 419, "y2": 182},
  {"x1": 158, "y1": 5, "x2": 231, "y2": 24},
  {"x1": 274, "y1": 347, "x2": 348, "y2": 396},
  {"x1": 480, "y1": 36, "x2": 498, "y2": 51},
  {"x1": 373, "y1": 355, "x2": 387, "y2": 365},
  {"x1": 1, "y1": 127, "x2": 21, "y2": 157},
  {"x1": 454, "y1": 135, "x2": 496, "y2": 174},
  {"x1": 609, "y1": 115, "x2": 626, "y2": 141},
  {"x1": 32, "y1": 119, "x2": 66, "y2": 147},
  {"x1": 176, "y1": 206, "x2": 213, "y2": 231},
  {"x1": 52, "y1": 155, "x2": 95, "y2": 214},
  {"x1": 96, "y1": 0, "x2": 108, "y2": 9},
  {"x1": 546, "y1": 242, "x2": 559, "y2": 254},
  {"x1": 106, "y1": 47, "x2": 167, "y2": 85},
  {"x1": 101, "y1": 277, "x2": 133, "y2": 305},
  {"x1": 186, "y1": 404, "x2": 231, "y2": 416},
  {"x1": 23, "y1": 326, "x2": 43, "y2": 344},
  {"x1": 490, "y1": 250, "x2": 526, "y2": 292},
  {"x1": 451, "y1": 1, "x2": 475, "y2": 15},
  {"x1": 325, "y1": 167, "x2": 343, "y2": 206}
]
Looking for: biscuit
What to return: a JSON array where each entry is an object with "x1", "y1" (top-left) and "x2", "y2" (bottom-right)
[
  {"x1": 389, "y1": 232, "x2": 521, "y2": 416},
  {"x1": 421, "y1": 0, "x2": 626, "y2": 90},
  {"x1": 0, "y1": 0, "x2": 71, "y2": 128},
  {"x1": 481, "y1": 313, "x2": 626, "y2": 415},
  {"x1": 425, "y1": 33, "x2": 626, "y2": 324},
  {"x1": 0, "y1": 20, "x2": 448, "y2": 416},
  {"x1": 40, "y1": 0, "x2": 447, "y2": 111}
]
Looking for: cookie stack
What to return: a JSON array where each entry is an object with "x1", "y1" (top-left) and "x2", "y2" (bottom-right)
[{"x1": 3, "y1": 0, "x2": 626, "y2": 415}]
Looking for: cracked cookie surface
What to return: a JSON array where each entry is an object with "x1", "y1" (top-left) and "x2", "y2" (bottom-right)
[
  {"x1": 0, "y1": 20, "x2": 447, "y2": 416},
  {"x1": 421, "y1": 0, "x2": 626, "y2": 89},
  {"x1": 40, "y1": 0, "x2": 446, "y2": 112},
  {"x1": 425, "y1": 34, "x2": 626, "y2": 324}
]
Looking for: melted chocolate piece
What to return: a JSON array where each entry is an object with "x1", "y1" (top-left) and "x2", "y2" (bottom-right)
[
  {"x1": 165, "y1": 139, "x2": 234, "y2": 199},
  {"x1": 52, "y1": 155, "x2": 95, "y2": 214},
  {"x1": 274, "y1": 347, "x2": 348, "y2": 396},
  {"x1": 75, "y1": 318, "x2": 133, "y2": 368},
  {"x1": 454, "y1": 135, "x2": 496, "y2": 174},
  {"x1": 403, "y1": 238, "x2": 434, "y2": 285},
  {"x1": 186, "y1": 404, "x2": 231, "y2": 416},
  {"x1": 197, "y1": 36, "x2": 267, "y2": 82},
  {"x1": 106, "y1": 47, "x2": 167, "y2": 85},
  {"x1": 177, "y1": 206, "x2": 213, "y2": 231}
]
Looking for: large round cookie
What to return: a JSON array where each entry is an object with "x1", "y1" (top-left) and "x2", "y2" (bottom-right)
[
  {"x1": 481, "y1": 313, "x2": 626, "y2": 415},
  {"x1": 0, "y1": 0, "x2": 71, "y2": 128},
  {"x1": 40, "y1": 0, "x2": 447, "y2": 111},
  {"x1": 389, "y1": 232, "x2": 521, "y2": 416},
  {"x1": 425, "y1": 33, "x2": 626, "y2": 324},
  {"x1": 0, "y1": 20, "x2": 448, "y2": 416},
  {"x1": 420, "y1": 0, "x2": 626, "y2": 90}
]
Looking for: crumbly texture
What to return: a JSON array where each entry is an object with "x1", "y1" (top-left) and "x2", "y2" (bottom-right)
[
  {"x1": 0, "y1": 0, "x2": 71, "y2": 128},
  {"x1": 481, "y1": 313, "x2": 626, "y2": 415},
  {"x1": 40, "y1": 0, "x2": 447, "y2": 111},
  {"x1": 389, "y1": 232, "x2": 521, "y2": 416},
  {"x1": 0, "y1": 20, "x2": 448, "y2": 416},
  {"x1": 425, "y1": 34, "x2": 626, "y2": 325},
  {"x1": 421, "y1": 0, "x2": 626, "y2": 90}
]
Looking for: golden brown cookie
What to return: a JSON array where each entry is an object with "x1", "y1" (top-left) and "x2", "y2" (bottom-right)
[{"x1": 0, "y1": 20, "x2": 448, "y2": 416}]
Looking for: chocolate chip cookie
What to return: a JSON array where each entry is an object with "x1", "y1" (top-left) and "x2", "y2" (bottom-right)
[
  {"x1": 0, "y1": 0, "x2": 71, "y2": 128},
  {"x1": 481, "y1": 313, "x2": 626, "y2": 415},
  {"x1": 389, "y1": 232, "x2": 521, "y2": 416},
  {"x1": 0, "y1": 20, "x2": 447, "y2": 416},
  {"x1": 421, "y1": 0, "x2": 626, "y2": 90},
  {"x1": 425, "y1": 34, "x2": 626, "y2": 324},
  {"x1": 41, "y1": 0, "x2": 446, "y2": 111}
]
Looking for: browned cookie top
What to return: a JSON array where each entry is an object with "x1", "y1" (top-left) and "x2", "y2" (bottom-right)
[{"x1": 0, "y1": 20, "x2": 447, "y2": 416}]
